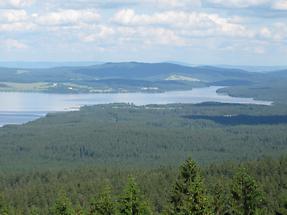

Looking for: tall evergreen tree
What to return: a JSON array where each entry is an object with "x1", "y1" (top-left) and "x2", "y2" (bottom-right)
[
  {"x1": 29, "y1": 206, "x2": 41, "y2": 215},
  {"x1": 0, "y1": 193, "x2": 9, "y2": 215},
  {"x1": 50, "y1": 192, "x2": 75, "y2": 215},
  {"x1": 89, "y1": 184, "x2": 115, "y2": 215},
  {"x1": 211, "y1": 180, "x2": 232, "y2": 215},
  {"x1": 230, "y1": 168, "x2": 264, "y2": 215},
  {"x1": 118, "y1": 177, "x2": 152, "y2": 215},
  {"x1": 276, "y1": 193, "x2": 287, "y2": 215},
  {"x1": 168, "y1": 158, "x2": 212, "y2": 215}
]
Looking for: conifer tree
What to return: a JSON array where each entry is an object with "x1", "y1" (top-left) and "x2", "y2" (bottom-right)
[
  {"x1": 168, "y1": 158, "x2": 212, "y2": 215},
  {"x1": 75, "y1": 206, "x2": 86, "y2": 215},
  {"x1": 276, "y1": 193, "x2": 287, "y2": 215},
  {"x1": 0, "y1": 193, "x2": 9, "y2": 215},
  {"x1": 51, "y1": 192, "x2": 75, "y2": 215},
  {"x1": 118, "y1": 177, "x2": 152, "y2": 215},
  {"x1": 211, "y1": 180, "x2": 231, "y2": 215},
  {"x1": 89, "y1": 184, "x2": 115, "y2": 215},
  {"x1": 29, "y1": 206, "x2": 41, "y2": 215},
  {"x1": 230, "y1": 168, "x2": 263, "y2": 215}
]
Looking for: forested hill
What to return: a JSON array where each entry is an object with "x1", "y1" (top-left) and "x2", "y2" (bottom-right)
[
  {"x1": 0, "y1": 62, "x2": 254, "y2": 82},
  {"x1": 1, "y1": 62, "x2": 287, "y2": 104},
  {"x1": 0, "y1": 62, "x2": 263, "y2": 94},
  {"x1": 1, "y1": 103, "x2": 287, "y2": 171}
]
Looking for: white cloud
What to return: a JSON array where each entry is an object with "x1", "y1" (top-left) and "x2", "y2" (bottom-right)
[
  {"x1": 0, "y1": 0, "x2": 34, "y2": 8},
  {"x1": 46, "y1": 0, "x2": 202, "y2": 10},
  {"x1": 0, "y1": 0, "x2": 286, "y2": 61},
  {"x1": 139, "y1": 27, "x2": 188, "y2": 46},
  {"x1": 0, "y1": 9, "x2": 35, "y2": 31},
  {"x1": 80, "y1": 25, "x2": 187, "y2": 47},
  {"x1": 259, "y1": 23, "x2": 287, "y2": 41},
  {"x1": 0, "y1": 9, "x2": 28, "y2": 23},
  {"x1": 112, "y1": 9, "x2": 254, "y2": 38},
  {"x1": 80, "y1": 25, "x2": 115, "y2": 42},
  {"x1": 145, "y1": 0, "x2": 202, "y2": 8},
  {"x1": 207, "y1": 0, "x2": 269, "y2": 8},
  {"x1": 272, "y1": 0, "x2": 287, "y2": 10},
  {"x1": 272, "y1": 23, "x2": 287, "y2": 41},
  {"x1": 35, "y1": 9, "x2": 101, "y2": 26},
  {"x1": 117, "y1": 26, "x2": 187, "y2": 46},
  {"x1": 0, "y1": 22, "x2": 34, "y2": 31},
  {"x1": 206, "y1": 0, "x2": 287, "y2": 10},
  {"x1": 220, "y1": 40, "x2": 268, "y2": 55},
  {"x1": 259, "y1": 27, "x2": 272, "y2": 38},
  {"x1": 1, "y1": 39, "x2": 28, "y2": 49}
]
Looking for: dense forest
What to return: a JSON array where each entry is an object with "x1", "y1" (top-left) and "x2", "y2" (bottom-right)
[
  {"x1": 1, "y1": 103, "x2": 287, "y2": 170},
  {"x1": 0, "y1": 156, "x2": 286, "y2": 214},
  {"x1": 0, "y1": 102, "x2": 287, "y2": 214},
  {"x1": 1, "y1": 1, "x2": 287, "y2": 213}
]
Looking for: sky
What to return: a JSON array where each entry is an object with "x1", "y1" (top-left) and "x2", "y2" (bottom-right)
[{"x1": 0, "y1": 0, "x2": 287, "y2": 65}]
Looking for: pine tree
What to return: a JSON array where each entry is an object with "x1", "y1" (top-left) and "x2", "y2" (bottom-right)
[
  {"x1": 117, "y1": 177, "x2": 152, "y2": 215},
  {"x1": 89, "y1": 184, "x2": 115, "y2": 215},
  {"x1": 0, "y1": 193, "x2": 9, "y2": 215},
  {"x1": 29, "y1": 206, "x2": 41, "y2": 215},
  {"x1": 75, "y1": 206, "x2": 86, "y2": 215},
  {"x1": 276, "y1": 193, "x2": 287, "y2": 215},
  {"x1": 168, "y1": 158, "x2": 212, "y2": 215},
  {"x1": 51, "y1": 192, "x2": 75, "y2": 215},
  {"x1": 211, "y1": 180, "x2": 231, "y2": 215},
  {"x1": 230, "y1": 168, "x2": 264, "y2": 215}
]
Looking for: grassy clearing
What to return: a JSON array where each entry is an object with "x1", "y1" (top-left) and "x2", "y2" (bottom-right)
[{"x1": 0, "y1": 82, "x2": 51, "y2": 92}]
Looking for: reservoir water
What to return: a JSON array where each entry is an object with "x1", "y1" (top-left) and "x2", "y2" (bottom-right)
[{"x1": 0, "y1": 86, "x2": 272, "y2": 127}]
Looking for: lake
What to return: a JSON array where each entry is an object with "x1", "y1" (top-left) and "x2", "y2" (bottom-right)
[{"x1": 0, "y1": 86, "x2": 272, "y2": 127}]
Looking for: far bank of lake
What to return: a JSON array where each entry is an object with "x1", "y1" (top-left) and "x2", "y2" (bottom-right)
[{"x1": 0, "y1": 86, "x2": 272, "y2": 127}]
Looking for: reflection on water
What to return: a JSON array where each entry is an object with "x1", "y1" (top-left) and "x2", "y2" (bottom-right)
[{"x1": 0, "y1": 86, "x2": 272, "y2": 126}]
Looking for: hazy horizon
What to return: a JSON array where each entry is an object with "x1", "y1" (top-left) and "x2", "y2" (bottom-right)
[{"x1": 0, "y1": 61, "x2": 287, "y2": 72}]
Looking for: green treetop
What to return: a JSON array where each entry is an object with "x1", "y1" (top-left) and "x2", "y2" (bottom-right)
[
  {"x1": 117, "y1": 177, "x2": 152, "y2": 215},
  {"x1": 230, "y1": 168, "x2": 264, "y2": 215},
  {"x1": 168, "y1": 158, "x2": 212, "y2": 215}
]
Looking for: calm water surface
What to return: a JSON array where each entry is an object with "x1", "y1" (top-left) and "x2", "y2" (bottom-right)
[{"x1": 0, "y1": 86, "x2": 272, "y2": 127}]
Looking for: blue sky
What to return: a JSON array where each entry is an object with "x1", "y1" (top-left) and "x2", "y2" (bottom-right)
[{"x1": 0, "y1": 0, "x2": 287, "y2": 65}]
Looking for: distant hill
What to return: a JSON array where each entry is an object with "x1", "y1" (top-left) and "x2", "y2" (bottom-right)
[
  {"x1": 0, "y1": 62, "x2": 256, "y2": 83},
  {"x1": 0, "y1": 61, "x2": 103, "y2": 69},
  {"x1": 0, "y1": 62, "x2": 286, "y2": 97},
  {"x1": 266, "y1": 69, "x2": 287, "y2": 77},
  {"x1": 216, "y1": 65, "x2": 287, "y2": 73}
]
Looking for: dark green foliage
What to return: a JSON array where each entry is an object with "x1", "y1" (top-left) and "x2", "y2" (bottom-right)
[
  {"x1": 230, "y1": 169, "x2": 264, "y2": 215},
  {"x1": 210, "y1": 180, "x2": 231, "y2": 215},
  {"x1": 89, "y1": 184, "x2": 115, "y2": 215},
  {"x1": 168, "y1": 158, "x2": 212, "y2": 215},
  {"x1": 29, "y1": 206, "x2": 41, "y2": 215},
  {"x1": 277, "y1": 194, "x2": 287, "y2": 215},
  {"x1": 0, "y1": 156, "x2": 285, "y2": 214},
  {"x1": 118, "y1": 177, "x2": 152, "y2": 215},
  {"x1": 0, "y1": 193, "x2": 9, "y2": 215},
  {"x1": 0, "y1": 103, "x2": 286, "y2": 214},
  {"x1": 1, "y1": 103, "x2": 287, "y2": 171},
  {"x1": 50, "y1": 192, "x2": 75, "y2": 215}
]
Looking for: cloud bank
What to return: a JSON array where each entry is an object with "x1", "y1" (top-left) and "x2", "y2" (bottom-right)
[{"x1": 0, "y1": 0, "x2": 286, "y2": 64}]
